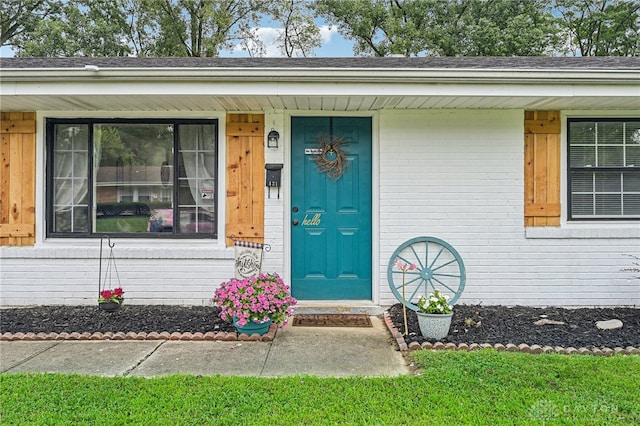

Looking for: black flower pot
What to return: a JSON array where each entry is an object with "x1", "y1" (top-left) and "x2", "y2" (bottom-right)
[{"x1": 99, "y1": 298, "x2": 123, "y2": 312}]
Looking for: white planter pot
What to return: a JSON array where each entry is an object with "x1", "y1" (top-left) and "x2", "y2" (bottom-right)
[{"x1": 416, "y1": 312, "x2": 453, "y2": 340}]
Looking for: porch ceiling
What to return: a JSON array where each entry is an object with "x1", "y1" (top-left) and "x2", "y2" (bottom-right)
[{"x1": 3, "y1": 93, "x2": 639, "y2": 112}]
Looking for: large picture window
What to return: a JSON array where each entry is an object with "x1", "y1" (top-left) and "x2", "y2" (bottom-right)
[
  {"x1": 47, "y1": 119, "x2": 218, "y2": 237},
  {"x1": 568, "y1": 118, "x2": 640, "y2": 220}
]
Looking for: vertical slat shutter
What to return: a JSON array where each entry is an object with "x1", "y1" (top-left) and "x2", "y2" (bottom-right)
[
  {"x1": 524, "y1": 111, "x2": 561, "y2": 227},
  {"x1": 225, "y1": 114, "x2": 265, "y2": 246},
  {"x1": 1, "y1": 112, "x2": 36, "y2": 245}
]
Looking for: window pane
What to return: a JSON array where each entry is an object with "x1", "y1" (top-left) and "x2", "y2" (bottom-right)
[
  {"x1": 570, "y1": 146, "x2": 595, "y2": 167},
  {"x1": 594, "y1": 172, "x2": 621, "y2": 192},
  {"x1": 598, "y1": 122, "x2": 623, "y2": 145},
  {"x1": 52, "y1": 124, "x2": 89, "y2": 233},
  {"x1": 570, "y1": 172, "x2": 593, "y2": 192},
  {"x1": 623, "y1": 172, "x2": 640, "y2": 192},
  {"x1": 94, "y1": 123, "x2": 174, "y2": 234},
  {"x1": 623, "y1": 194, "x2": 640, "y2": 215},
  {"x1": 571, "y1": 194, "x2": 593, "y2": 216},
  {"x1": 595, "y1": 194, "x2": 621, "y2": 215},
  {"x1": 73, "y1": 207, "x2": 89, "y2": 232},
  {"x1": 54, "y1": 209, "x2": 71, "y2": 232},
  {"x1": 178, "y1": 207, "x2": 215, "y2": 233},
  {"x1": 627, "y1": 146, "x2": 640, "y2": 167},
  {"x1": 177, "y1": 124, "x2": 216, "y2": 235},
  {"x1": 627, "y1": 123, "x2": 640, "y2": 145},
  {"x1": 569, "y1": 119, "x2": 640, "y2": 220},
  {"x1": 569, "y1": 122, "x2": 595, "y2": 145},
  {"x1": 597, "y1": 146, "x2": 623, "y2": 167}
]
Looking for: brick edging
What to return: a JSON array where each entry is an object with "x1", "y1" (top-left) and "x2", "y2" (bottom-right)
[
  {"x1": 382, "y1": 312, "x2": 640, "y2": 356},
  {"x1": 0, "y1": 323, "x2": 278, "y2": 342}
]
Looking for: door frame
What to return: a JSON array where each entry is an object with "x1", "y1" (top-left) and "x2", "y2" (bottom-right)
[{"x1": 283, "y1": 111, "x2": 380, "y2": 304}]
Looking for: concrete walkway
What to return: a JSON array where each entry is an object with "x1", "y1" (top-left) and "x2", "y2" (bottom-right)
[{"x1": 0, "y1": 316, "x2": 409, "y2": 377}]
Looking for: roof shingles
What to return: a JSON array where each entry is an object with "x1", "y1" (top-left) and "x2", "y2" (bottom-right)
[{"x1": 2, "y1": 56, "x2": 639, "y2": 70}]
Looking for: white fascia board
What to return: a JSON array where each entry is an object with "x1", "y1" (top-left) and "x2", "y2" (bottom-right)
[
  {"x1": 1, "y1": 66, "x2": 639, "y2": 85},
  {"x1": 2, "y1": 78, "x2": 638, "y2": 99}
]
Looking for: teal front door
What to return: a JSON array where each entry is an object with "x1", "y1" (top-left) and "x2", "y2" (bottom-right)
[{"x1": 291, "y1": 117, "x2": 372, "y2": 300}]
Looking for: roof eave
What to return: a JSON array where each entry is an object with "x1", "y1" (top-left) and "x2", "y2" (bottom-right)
[{"x1": 1, "y1": 67, "x2": 639, "y2": 84}]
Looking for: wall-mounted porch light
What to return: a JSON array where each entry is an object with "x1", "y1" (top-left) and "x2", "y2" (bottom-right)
[{"x1": 267, "y1": 128, "x2": 280, "y2": 149}]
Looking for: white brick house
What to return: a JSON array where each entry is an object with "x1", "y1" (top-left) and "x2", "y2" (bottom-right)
[{"x1": 1, "y1": 57, "x2": 638, "y2": 309}]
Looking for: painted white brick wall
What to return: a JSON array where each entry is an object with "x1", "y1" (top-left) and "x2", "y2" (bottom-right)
[
  {"x1": 262, "y1": 188, "x2": 285, "y2": 274},
  {"x1": 1, "y1": 109, "x2": 638, "y2": 307},
  {"x1": 0, "y1": 243, "x2": 235, "y2": 306},
  {"x1": 378, "y1": 109, "x2": 639, "y2": 307}
]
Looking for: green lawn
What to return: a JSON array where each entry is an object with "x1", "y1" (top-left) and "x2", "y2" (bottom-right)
[
  {"x1": 95, "y1": 216, "x2": 149, "y2": 233},
  {"x1": 1, "y1": 351, "x2": 638, "y2": 425}
]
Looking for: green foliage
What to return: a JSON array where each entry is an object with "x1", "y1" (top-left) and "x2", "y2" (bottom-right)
[
  {"x1": 315, "y1": 0, "x2": 560, "y2": 56},
  {"x1": 1, "y1": 352, "x2": 639, "y2": 424},
  {"x1": 95, "y1": 123, "x2": 173, "y2": 167},
  {"x1": 0, "y1": 0, "x2": 61, "y2": 45},
  {"x1": 417, "y1": 289, "x2": 453, "y2": 314},
  {"x1": 554, "y1": 0, "x2": 640, "y2": 56},
  {"x1": 5, "y1": 0, "x2": 640, "y2": 57},
  {"x1": 13, "y1": 0, "x2": 132, "y2": 57},
  {"x1": 131, "y1": 0, "x2": 271, "y2": 57}
]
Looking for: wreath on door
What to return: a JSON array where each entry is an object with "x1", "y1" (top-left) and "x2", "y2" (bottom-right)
[{"x1": 313, "y1": 136, "x2": 348, "y2": 180}]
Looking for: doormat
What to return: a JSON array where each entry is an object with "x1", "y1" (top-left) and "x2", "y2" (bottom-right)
[{"x1": 292, "y1": 314, "x2": 372, "y2": 328}]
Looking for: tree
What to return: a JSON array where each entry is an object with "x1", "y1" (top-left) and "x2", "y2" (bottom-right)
[
  {"x1": 270, "y1": 0, "x2": 321, "y2": 57},
  {"x1": 145, "y1": 0, "x2": 268, "y2": 57},
  {"x1": 554, "y1": 0, "x2": 640, "y2": 56},
  {"x1": 314, "y1": 0, "x2": 561, "y2": 56},
  {"x1": 453, "y1": 0, "x2": 561, "y2": 56},
  {"x1": 314, "y1": 0, "x2": 416, "y2": 56},
  {"x1": 0, "y1": 0, "x2": 61, "y2": 46},
  {"x1": 12, "y1": 0, "x2": 132, "y2": 56},
  {"x1": 10, "y1": 0, "x2": 273, "y2": 57}
]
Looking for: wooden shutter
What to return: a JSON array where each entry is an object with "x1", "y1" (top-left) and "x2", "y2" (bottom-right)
[
  {"x1": 1, "y1": 112, "x2": 36, "y2": 245},
  {"x1": 225, "y1": 114, "x2": 265, "y2": 246},
  {"x1": 524, "y1": 111, "x2": 561, "y2": 227}
]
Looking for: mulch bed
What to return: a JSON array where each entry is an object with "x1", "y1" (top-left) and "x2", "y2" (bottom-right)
[
  {"x1": 388, "y1": 303, "x2": 640, "y2": 349},
  {"x1": 1, "y1": 304, "x2": 639, "y2": 350},
  {"x1": 0, "y1": 305, "x2": 236, "y2": 335}
]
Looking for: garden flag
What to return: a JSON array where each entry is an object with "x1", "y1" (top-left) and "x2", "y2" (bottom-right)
[{"x1": 234, "y1": 240, "x2": 264, "y2": 279}]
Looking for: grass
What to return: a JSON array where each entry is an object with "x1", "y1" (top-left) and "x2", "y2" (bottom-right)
[
  {"x1": 95, "y1": 216, "x2": 149, "y2": 233},
  {"x1": 1, "y1": 351, "x2": 638, "y2": 425}
]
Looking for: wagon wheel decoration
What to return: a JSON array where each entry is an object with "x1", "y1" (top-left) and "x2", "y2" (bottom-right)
[
  {"x1": 387, "y1": 237, "x2": 466, "y2": 311},
  {"x1": 313, "y1": 136, "x2": 348, "y2": 180}
]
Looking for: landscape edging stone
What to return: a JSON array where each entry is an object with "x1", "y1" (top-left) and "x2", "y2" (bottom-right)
[
  {"x1": 381, "y1": 312, "x2": 638, "y2": 356},
  {"x1": 0, "y1": 323, "x2": 277, "y2": 342}
]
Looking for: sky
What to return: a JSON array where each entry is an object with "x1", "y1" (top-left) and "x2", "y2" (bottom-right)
[
  {"x1": 225, "y1": 22, "x2": 355, "y2": 57},
  {"x1": 0, "y1": 21, "x2": 356, "y2": 58}
]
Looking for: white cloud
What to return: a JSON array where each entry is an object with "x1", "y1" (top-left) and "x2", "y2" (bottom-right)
[
  {"x1": 319, "y1": 25, "x2": 338, "y2": 44},
  {"x1": 227, "y1": 24, "x2": 346, "y2": 58},
  {"x1": 230, "y1": 26, "x2": 282, "y2": 57}
]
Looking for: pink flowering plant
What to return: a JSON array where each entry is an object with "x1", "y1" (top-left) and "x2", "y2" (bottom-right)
[
  {"x1": 99, "y1": 287, "x2": 124, "y2": 304},
  {"x1": 213, "y1": 273, "x2": 297, "y2": 327},
  {"x1": 395, "y1": 259, "x2": 417, "y2": 335}
]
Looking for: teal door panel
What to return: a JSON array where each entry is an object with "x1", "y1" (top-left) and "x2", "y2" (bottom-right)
[{"x1": 291, "y1": 116, "x2": 372, "y2": 300}]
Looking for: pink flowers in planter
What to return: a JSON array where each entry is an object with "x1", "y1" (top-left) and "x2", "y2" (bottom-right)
[
  {"x1": 213, "y1": 273, "x2": 297, "y2": 327},
  {"x1": 99, "y1": 287, "x2": 125, "y2": 303}
]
